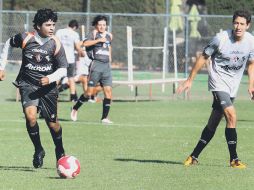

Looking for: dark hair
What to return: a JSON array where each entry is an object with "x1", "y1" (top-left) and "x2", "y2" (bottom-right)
[
  {"x1": 68, "y1": 19, "x2": 79, "y2": 29},
  {"x1": 233, "y1": 10, "x2": 251, "y2": 24},
  {"x1": 92, "y1": 15, "x2": 108, "y2": 26},
  {"x1": 33, "y1": 8, "x2": 58, "y2": 30}
]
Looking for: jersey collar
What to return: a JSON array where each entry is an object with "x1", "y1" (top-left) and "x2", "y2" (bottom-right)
[{"x1": 34, "y1": 31, "x2": 51, "y2": 45}]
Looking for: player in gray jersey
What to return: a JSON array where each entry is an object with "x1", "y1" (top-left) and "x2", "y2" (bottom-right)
[
  {"x1": 177, "y1": 10, "x2": 254, "y2": 169},
  {"x1": 0, "y1": 9, "x2": 68, "y2": 168},
  {"x1": 71, "y1": 15, "x2": 113, "y2": 124}
]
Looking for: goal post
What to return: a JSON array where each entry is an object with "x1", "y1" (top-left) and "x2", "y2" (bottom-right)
[{"x1": 126, "y1": 26, "x2": 180, "y2": 93}]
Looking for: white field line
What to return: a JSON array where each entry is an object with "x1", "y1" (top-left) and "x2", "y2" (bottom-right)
[{"x1": 0, "y1": 119, "x2": 253, "y2": 129}]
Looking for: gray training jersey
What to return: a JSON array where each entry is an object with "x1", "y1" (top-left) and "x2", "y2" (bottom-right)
[{"x1": 203, "y1": 30, "x2": 254, "y2": 97}]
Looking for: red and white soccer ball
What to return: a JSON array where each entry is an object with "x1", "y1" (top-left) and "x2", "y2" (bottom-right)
[{"x1": 57, "y1": 155, "x2": 81, "y2": 179}]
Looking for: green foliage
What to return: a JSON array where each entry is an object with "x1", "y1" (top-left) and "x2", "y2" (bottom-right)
[
  {"x1": 3, "y1": 0, "x2": 167, "y2": 13},
  {"x1": 206, "y1": 0, "x2": 254, "y2": 15}
]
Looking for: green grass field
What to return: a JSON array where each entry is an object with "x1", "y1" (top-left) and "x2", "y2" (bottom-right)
[{"x1": 1, "y1": 71, "x2": 254, "y2": 190}]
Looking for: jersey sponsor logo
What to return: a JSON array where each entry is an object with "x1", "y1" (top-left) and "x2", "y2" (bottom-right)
[
  {"x1": 32, "y1": 48, "x2": 47, "y2": 54},
  {"x1": 220, "y1": 101, "x2": 226, "y2": 105},
  {"x1": 95, "y1": 49, "x2": 109, "y2": 56},
  {"x1": 230, "y1": 50, "x2": 244, "y2": 54},
  {"x1": 220, "y1": 64, "x2": 243, "y2": 71},
  {"x1": 25, "y1": 63, "x2": 52, "y2": 71},
  {"x1": 35, "y1": 53, "x2": 42, "y2": 62}
]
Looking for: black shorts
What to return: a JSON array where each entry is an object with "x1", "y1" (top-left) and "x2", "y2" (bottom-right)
[
  {"x1": 212, "y1": 91, "x2": 234, "y2": 111},
  {"x1": 19, "y1": 82, "x2": 58, "y2": 122}
]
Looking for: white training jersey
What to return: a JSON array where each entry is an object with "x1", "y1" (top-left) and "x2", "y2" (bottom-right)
[
  {"x1": 55, "y1": 28, "x2": 80, "y2": 64},
  {"x1": 203, "y1": 30, "x2": 254, "y2": 97}
]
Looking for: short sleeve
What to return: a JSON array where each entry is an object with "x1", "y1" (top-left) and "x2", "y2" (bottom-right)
[
  {"x1": 203, "y1": 36, "x2": 220, "y2": 57},
  {"x1": 54, "y1": 45, "x2": 68, "y2": 68},
  {"x1": 9, "y1": 33, "x2": 23, "y2": 48}
]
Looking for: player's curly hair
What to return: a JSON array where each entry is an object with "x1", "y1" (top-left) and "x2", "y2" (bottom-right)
[
  {"x1": 33, "y1": 8, "x2": 58, "y2": 30},
  {"x1": 92, "y1": 15, "x2": 108, "y2": 26},
  {"x1": 233, "y1": 10, "x2": 251, "y2": 24}
]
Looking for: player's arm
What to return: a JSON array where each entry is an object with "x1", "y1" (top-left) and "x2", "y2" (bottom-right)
[
  {"x1": 177, "y1": 35, "x2": 219, "y2": 94},
  {"x1": 109, "y1": 33, "x2": 113, "y2": 63},
  {"x1": 247, "y1": 59, "x2": 254, "y2": 99},
  {"x1": 0, "y1": 33, "x2": 23, "y2": 80},
  {"x1": 0, "y1": 38, "x2": 12, "y2": 80},
  {"x1": 82, "y1": 30, "x2": 106, "y2": 47},
  {"x1": 40, "y1": 45, "x2": 68, "y2": 86},
  {"x1": 82, "y1": 38, "x2": 106, "y2": 47},
  {"x1": 177, "y1": 54, "x2": 209, "y2": 94},
  {"x1": 75, "y1": 41, "x2": 85, "y2": 58},
  {"x1": 40, "y1": 68, "x2": 67, "y2": 86}
]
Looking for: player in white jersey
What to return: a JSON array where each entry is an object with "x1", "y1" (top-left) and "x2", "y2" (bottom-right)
[
  {"x1": 177, "y1": 10, "x2": 254, "y2": 169},
  {"x1": 56, "y1": 20, "x2": 84, "y2": 102}
]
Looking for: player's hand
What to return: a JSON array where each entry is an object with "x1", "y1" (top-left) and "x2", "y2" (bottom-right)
[
  {"x1": 248, "y1": 88, "x2": 254, "y2": 100},
  {"x1": 40, "y1": 77, "x2": 49, "y2": 86},
  {"x1": 98, "y1": 37, "x2": 107, "y2": 43},
  {"x1": 176, "y1": 79, "x2": 192, "y2": 94},
  {"x1": 0, "y1": 70, "x2": 5, "y2": 81}
]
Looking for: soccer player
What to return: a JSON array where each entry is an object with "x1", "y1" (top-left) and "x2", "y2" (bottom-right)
[
  {"x1": 56, "y1": 19, "x2": 84, "y2": 102},
  {"x1": 177, "y1": 10, "x2": 254, "y2": 169},
  {"x1": 0, "y1": 8, "x2": 68, "y2": 168},
  {"x1": 71, "y1": 15, "x2": 113, "y2": 124}
]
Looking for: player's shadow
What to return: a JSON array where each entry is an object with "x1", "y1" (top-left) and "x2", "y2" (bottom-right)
[
  {"x1": 0, "y1": 165, "x2": 54, "y2": 172},
  {"x1": 114, "y1": 158, "x2": 182, "y2": 165}
]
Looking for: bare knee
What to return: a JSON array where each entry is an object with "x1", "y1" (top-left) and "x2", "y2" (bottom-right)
[
  {"x1": 47, "y1": 121, "x2": 60, "y2": 132},
  {"x1": 224, "y1": 106, "x2": 237, "y2": 128}
]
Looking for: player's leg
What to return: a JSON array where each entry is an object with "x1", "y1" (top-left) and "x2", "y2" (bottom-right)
[
  {"x1": 71, "y1": 70, "x2": 100, "y2": 121},
  {"x1": 20, "y1": 85, "x2": 45, "y2": 168},
  {"x1": 101, "y1": 86, "x2": 112, "y2": 123},
  {"x1": 68, "y1": 63, "x2": 78, "y2": 102},
  {"x1": 41, "y1": 90, "x2": 65, "y2": 162},
  {"x1": 58, "y1": 77, "x2": 69, "y2": 93},
  {"x1": 224, "y1": 105, "x2": 245, "y2": 168},
  {"x1": 24, "y1": 105, "x2": 45, "y2": 168},
  {"x1": 100, "y1": 67, "x2": 113, "y2": 124},
  {"x1": 89, "y1": 84, "x2": 102, "y2": 103},
  {"x1": 46, "y1": 120, "x2": 65, "y2": 161},
  {"x1": 184, "y1": 91, "x2": 224, "y2": 166}
]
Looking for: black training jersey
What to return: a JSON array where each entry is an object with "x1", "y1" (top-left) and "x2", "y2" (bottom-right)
[
  {"x1": 10, "y1": 32, "x2": 68, "y2": 86},
  {"x1": 86, "y1": 31, "x2": 112, "y2": 63}
]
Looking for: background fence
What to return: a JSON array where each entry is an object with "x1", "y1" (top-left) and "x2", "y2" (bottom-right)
[{"x1": 1, "y1": 11, "x2": 253, "y2": 100}]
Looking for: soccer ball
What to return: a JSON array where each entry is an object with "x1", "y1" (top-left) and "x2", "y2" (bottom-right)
[{"x1": 57, "y1": 155, "x2": 81, "y2": 179}]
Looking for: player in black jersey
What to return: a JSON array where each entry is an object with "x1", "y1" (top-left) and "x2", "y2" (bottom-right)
[
  {"x1": 0, "y1": 8, "x2": 68, "y2": 168},
  {"x1": 71, "y1": 15, "x2": 113, "y2": 124}
]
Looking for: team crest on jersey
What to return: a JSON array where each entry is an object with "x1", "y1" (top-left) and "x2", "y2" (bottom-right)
[{"x1": 35, "y1": 53, "x2": 42, "y2": 62}]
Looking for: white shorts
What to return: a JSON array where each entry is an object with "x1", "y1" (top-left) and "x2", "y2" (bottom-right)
[{"x1": 76, "y1": 55, "x2": 92, "y2": 76}]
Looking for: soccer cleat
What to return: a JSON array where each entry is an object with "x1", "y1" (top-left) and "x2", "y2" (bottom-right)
[
  {"x1": 184, "y1": 156, "x2": 198, "y2": 166},
  {"x1": 33, "y1": 149, "x2": 45, "y2": 168},
  {"x1": 70, "y1": 108, "x2": 78, "y2": 121},
  {"x1": 230, "y1": 159, "x2": 246, "y2": 169},
  {"x1": 55, "y1": 148, "x2": 65, "y2": 161},
  {"x1": 88, "y1": 98, "x2": 96, "y2": 103},
  {"x1": 101, "y1": 118, "x2": 113, "y2": 124}
]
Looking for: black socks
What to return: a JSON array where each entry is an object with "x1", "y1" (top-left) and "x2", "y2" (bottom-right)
[
  {"x1": 73, "y1": 94, "x2": 89, "y2": 110},
  {"x1": 26, "y1": 122, "x2": 43, "y2": 151},
  {"x1": 101, "y1": 98, "x2": 111, "y2": 120},
  {"x1": 191, "y1": 126, "x2": 215, "y2": 158},
  {"x1": 225, "y1": 128, "x2": 238, "y2": 161}
]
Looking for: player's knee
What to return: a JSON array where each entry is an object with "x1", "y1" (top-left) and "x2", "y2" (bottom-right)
[
  {"x1": 47, "y1": 121, "x2": 60, "y2": 131},
  {"x1": 224, "y1": 108, "x2": 236, "y2": 124},
  {"x1": 26, "y1": 118, "x2": 37, "y2": 128}
]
